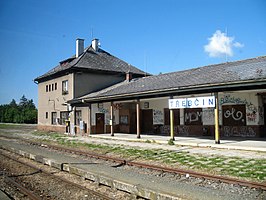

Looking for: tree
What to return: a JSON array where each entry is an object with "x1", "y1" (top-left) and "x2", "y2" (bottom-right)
[{"x1": 0, "y1": 95, "x2": 37, "y2": 124}]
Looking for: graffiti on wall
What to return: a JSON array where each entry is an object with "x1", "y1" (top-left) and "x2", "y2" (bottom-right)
[
  {"x1": 177, "y1": 126, "x2": 190, "y2": 136},
  {"x1": 220, "y1": 94, "x2": 248, "y2": 105},
  {"x1": 185, "y1": 111, "x2": 202, "y2": 123},
  {"x1": 98, "y1": 108, "x2": 109, "y2": 113},
  {"x1": 202, "y1": 108, "x2": 214, "y2": 124},
  {"x1": 113, "y1": 103, "x2": 122, "y2": 110},
  {"x1": 220, "y1": 94, "x2": 262, "y2": 123},
  {"x1": 223, "y1": 126, "x2": 256, "y2": 137},
  {"x1": 153, "y1": 110, "x2": 164, "y2": 124},
  {"x1": 160, "y1": 125, "x2": 190, "y2": 136},
  {"x1": 246, "y1": 103, "x2": 257, "y2": 122},
  {"x1": 184, "y1": 108, "x2": 202, "y2": 125},
  {"x1": 258, "y1": 106, "x2": 264, "y2": 123},
  {"x1": 224, "y1": 107, "x2": 244, "y2": 121}
]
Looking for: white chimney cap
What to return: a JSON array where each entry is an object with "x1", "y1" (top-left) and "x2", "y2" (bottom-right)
[
  {"x1": 92, "y1": 38, "x2": 99, "y2": 52},
  {"x1": 76, "y1": 38, "x2": 84, "y2": 58}
]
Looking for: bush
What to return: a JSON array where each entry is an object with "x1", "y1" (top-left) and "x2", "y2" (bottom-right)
[{"x1": 168, "y1": 138, "x2": 175, "y2": 145}]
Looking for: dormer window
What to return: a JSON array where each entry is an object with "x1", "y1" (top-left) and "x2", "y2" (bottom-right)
[{"x1": 62, "y1": 80, "x2": 68, "y2": 95}]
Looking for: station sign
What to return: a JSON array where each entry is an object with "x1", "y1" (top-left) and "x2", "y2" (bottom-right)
[{"x1": 169, "y1": 96, "x2": 215, "y2": 109}]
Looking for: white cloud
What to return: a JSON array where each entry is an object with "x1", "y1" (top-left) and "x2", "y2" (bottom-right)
[
  {"x1": 233, "y1": 42, "x2": 244, "y2": 48},
  {"x1": 204, "y1": 30, "x2": 244, "y2": 58}
]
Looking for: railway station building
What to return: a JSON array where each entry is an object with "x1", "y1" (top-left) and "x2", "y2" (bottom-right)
[{"x1": 35, "y1": 39, "x2": 266, "y2": 140}]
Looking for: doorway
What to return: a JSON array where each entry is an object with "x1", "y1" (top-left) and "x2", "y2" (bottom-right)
[
  {"x1": 96, "y1": 113, "x2": 104, "y2": 134},
  {"x1": 141, "y1": 109, "x2": 153, "y2": 133}
]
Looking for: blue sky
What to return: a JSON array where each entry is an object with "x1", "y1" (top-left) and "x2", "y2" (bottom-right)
[{"x1": 0, "y1": 0, "x2": 265, "y2": 105}]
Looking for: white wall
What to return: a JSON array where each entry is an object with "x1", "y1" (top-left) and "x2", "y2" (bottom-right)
[
  {"x1": 91, "y1": 102, "x2": 111, "y2": 126},
  {"x1": 140, "y1": 98, "x2": 168, "y2": 125},
  {"x1": 219, "y1": 92, "x2": 262, "y2": 126}
]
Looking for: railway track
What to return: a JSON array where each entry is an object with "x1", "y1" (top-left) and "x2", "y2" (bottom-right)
[
  {"x1": 2, "y1": 171, "x2": 42, "y2": 200},
  {"x1": 1, "y1": 134, "x2": 266, "y2": 191},
  {"x1": 0, "y1": 150, "x2": 113, "y2": 200}
]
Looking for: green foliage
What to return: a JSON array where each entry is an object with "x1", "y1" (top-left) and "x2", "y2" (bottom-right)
[
  {"x1": 168, "y1": 138, "x2": 175, "y2": 145},
  {"x1": 0, "y1": 95, "x2": 37, "y2": 124}
]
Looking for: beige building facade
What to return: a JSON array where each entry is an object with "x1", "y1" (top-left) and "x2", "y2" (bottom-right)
[{"x1": 35, "y1": 38, "x2": 147, "y2": 133}]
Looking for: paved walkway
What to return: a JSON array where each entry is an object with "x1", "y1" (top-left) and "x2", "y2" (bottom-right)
[
  {"x1": 67, "y1": 133, "x2": 266, "y2": 159},
  {"x1": 89, "y1": 133, "x2": 266, "y2": 151}
]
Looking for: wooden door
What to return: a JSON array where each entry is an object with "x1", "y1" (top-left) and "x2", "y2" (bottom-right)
[
  {"x1": 141, "y1": 109, "x2": 153, "y2": 133},
  {"x1": 130, "y1": 111, "x2": 137, "y2": 134},
  {"x1": 96, "y1": 113, "x2": 104, "y2": 134},
  {"x1": 222, "y1": 105, "x2": 246, "y2": 126},
  {"x1": 164, "y1": 108, "x2": 180, "y2": 125}
]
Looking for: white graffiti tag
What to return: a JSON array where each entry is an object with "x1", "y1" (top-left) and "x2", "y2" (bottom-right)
[{"x1": 224, "y1": 108, "x2": 243, "y2": 121}]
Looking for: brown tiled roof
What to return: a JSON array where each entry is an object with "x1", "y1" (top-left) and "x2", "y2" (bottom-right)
[
  {"x1": 34, "y1": 46, "x2": 147, "y2": 82},
  {"x1": 73, "y1": 55, "x2": 266, "y2": 102}
]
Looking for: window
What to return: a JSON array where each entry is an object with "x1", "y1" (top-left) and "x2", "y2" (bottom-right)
[
  {"x1": 60, "y1": 111, "x2": 69, "y2": 125},
  {"x1": 52, "y1": 84, "x2": 54, "y2": 91},
  {"x1": 51, "y1": 112, "x2": 57, "y2": 125},
  {"x1": 75, "y1": 110, "x2": 82, "y2": 125},
  {"x1": 49, "y1": 84, "x2": 51, "y2": 92},
  {"x1": 62, "y1": 80, "x2": 68, "y2": 95},
  {"x1": 55, "y1": 83, "x2": 57, "y2": 90},
  {"x1": 46, "y1": 85, "x2": 48, "y2": 92},
  {"x1": 46, "y1": 112, "x2": 48, "y2": 119}
]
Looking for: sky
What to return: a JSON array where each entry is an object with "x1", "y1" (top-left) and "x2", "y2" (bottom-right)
[{"x1": 0, "y1": 0, "x2": 265, "y2": 105}]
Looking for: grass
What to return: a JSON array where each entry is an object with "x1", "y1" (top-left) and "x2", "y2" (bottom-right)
[
  {"x1": 1, "y1": 127, "x2": 266, "y2": 182},
  {"x1": 0, "y1": 124, "x2": 21, "y2": 129}
]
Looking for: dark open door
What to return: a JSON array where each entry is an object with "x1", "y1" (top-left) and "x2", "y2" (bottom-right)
[
  {"x1": 96, "y1": 113, "x2": 104, "y2": 134},
  {"x1": 130, "y1": 111, "x2": 137, "y2": 134},
  {"x1": 141, "y1": 109, "x2": 153, "y2": 133}
]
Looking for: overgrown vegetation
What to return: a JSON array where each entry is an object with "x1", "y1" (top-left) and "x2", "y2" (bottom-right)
[
  {"x1": 29, "y1": 131, "x2": 266, "y2": 182},
  {"x1": 1, "y1": 128, "x2": 265, "y2": 182},
  {"x1": 0, "y1": 95, "x2": 37, "y2": 124}
]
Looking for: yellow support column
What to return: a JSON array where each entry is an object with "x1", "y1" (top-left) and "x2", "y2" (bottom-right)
[
  {"x1": 170, "y1": 109, "x2": 175, "y2": 141},
  {"x1": 110, "y1": 102, "x2": 114, "y2": 136},
  {"x1": 136, "y1": 99, "x2": 141, "y2": 139},
  {"x1": 88, "y1": 104, "x2": 91, "y2": 136},
  {"x1": 214, "y1": 93, "x2": 220, "y2": 144}
]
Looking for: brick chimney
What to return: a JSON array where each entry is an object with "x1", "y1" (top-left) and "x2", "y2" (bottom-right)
[
  {"x1": 76, "y1": 38, "x2": 84, "y2": 58},
  {"x1": 126, "y1": 72, "x2": 132, "y2": 81}
]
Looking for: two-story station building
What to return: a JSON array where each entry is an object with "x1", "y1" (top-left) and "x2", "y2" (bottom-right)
[
  {"x1": 35, "y1": 39, "x2": 266, "y2": 141},
  {"x1": 34, "y1": 39, "x2": 147, "y2": 133}
]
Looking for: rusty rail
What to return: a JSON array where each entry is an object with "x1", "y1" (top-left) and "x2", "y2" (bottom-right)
[
  {"x1": 36, "y1": 140, "x2": 266, "y2": 190},
  {"x1": 0, "y1": 151, "x2": 113, "y2": 200},
  {"x1": 2, "y1": 172, "x2": 42, "y2": 200},
  {"x1": 1, "y1": 134, "x2": 266, "y2": 190}
]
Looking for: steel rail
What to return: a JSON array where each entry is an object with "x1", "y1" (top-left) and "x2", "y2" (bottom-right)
[
  {"x1": 33, "y1": 140, "x2": 266, "y2": 190},
  {"x1": 1, "y1": 135, "x2": 266, "y2": 190},
  {"x1": 0, "y1": 151, "x2": 113, "y2": 200},
  {"x1": 2, "y1": 172, "x2": 42, "y2": 200}
]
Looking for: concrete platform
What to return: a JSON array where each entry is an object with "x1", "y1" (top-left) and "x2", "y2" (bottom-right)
[
  {"x1": 0, "y1": 139, "x2": 257, "y2": 200},
  {"x1": 88, "y1": 133, "x2": 266, "y2": 152},
  {"x1": 0, "y1": 190, "x2": 11, "y2": 200}
]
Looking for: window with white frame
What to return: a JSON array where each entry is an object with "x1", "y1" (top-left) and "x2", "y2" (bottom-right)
[
  {"x1": 62, "y1": 80, "x2": 68, "y2": 95},
  {"x1": 60, "y1": 111, "x2": 69, "y2": 125}
]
